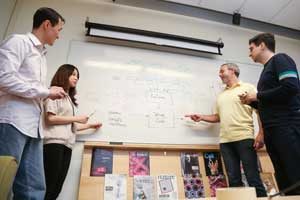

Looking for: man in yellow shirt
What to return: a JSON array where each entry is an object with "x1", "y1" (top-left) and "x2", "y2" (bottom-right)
[{"x1": 186, "y1": 63, "x2": 267, "y2": 197}]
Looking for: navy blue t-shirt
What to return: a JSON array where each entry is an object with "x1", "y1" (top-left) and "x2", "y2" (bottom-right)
[{"x1": 256, "y1": 53, "x2": 300, "y2": 128}]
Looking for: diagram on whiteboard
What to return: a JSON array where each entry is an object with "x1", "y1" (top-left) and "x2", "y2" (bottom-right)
[
  {"x1": 147, "y1": 110, "x2": 175, "y2": 128},
  {"x1": 67, "y1": 41, "x2": 261, "y2": 144}
]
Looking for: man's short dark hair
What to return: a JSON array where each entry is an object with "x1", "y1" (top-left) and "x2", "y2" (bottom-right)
[
  {"x1": 249, "y1": 33, "x2": 275, "y2": 53},
  {"x1": 33, "y1": 7, "x2": 65, "y2": 29}
]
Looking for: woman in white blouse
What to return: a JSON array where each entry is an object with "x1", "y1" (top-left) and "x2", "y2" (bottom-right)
[{"x1": 43, "y1": 64, "x2": 102, "y2": 200}]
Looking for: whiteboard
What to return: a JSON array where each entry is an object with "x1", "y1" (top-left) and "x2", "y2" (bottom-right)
[{"x1": 67, "y1": 41, "x2": 262, "y2": 144}]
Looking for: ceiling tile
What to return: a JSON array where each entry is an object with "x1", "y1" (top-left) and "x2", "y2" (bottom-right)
[
  {"x1": 271, "y1": 0, "x2": 300, "y2": 30},
  {"x1": 240, "y1": 0, "x2": 288, "y2": 22},
  {"x1": 163, "y1": 0, "x2": 300, "y2": 30},
  {"x1": 199, "y1": 0, "x2": 245, "y2": 14}
]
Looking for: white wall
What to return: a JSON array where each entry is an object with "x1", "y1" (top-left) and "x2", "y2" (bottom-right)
[
  {"x1": 2, "y1": 0, "x2": 300, "y2": 199},
  {"x1": 5, "y1": 0, "x2": 300, "y2": 80},
  {"x1": 0, "y1": 0, "x2": 16, "y2": 40}
]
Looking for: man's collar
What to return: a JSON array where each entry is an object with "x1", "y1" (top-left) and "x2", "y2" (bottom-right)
[
  {"x1": 27, "y1": 32, "x2": 47, "y2": 54},
  {"x1": 225, "y1": 81, "x2": 242, "y2": 89}
]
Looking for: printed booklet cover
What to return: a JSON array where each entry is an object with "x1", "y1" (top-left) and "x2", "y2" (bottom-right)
[
  {"x1": 104, "y1": 174, "x2": 127, "y2": 200},
  {"x1": 183, "y1": 176, "x2": 205, "y2": 199},
  {"x1": 157, "y1": 175, "x2": 178, "y2": 200},
  {"x1": 129, "y1": 151, "x2": 150, "y2": 177},
  {"x1": 203, "y1": 152, "x2": 224, "y2": 176},
  {"x1": 180, "y1": 152, "x2": 200, "y2": 177},
  {"x1": 133, "y1": 175, "x2": 155, "y2": 200},
  {"x1": 90, "y1": 148, "x2": 113, "y2": 176}
]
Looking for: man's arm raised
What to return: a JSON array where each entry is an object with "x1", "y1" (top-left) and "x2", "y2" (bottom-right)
[{"x1": 185, "y1": 114, "x2": 220, "y2": 123}]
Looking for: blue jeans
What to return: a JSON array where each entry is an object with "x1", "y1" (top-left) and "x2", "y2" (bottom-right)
[
  {"x1": 220, "y1": 139, "x2": 267, "y2": 197},
  {"x1": 0, "y1": 123, "x2": 46, "y2": 200}
]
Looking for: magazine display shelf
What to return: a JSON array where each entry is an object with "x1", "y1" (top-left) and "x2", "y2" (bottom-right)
[{"x1": 78, "y1": 141, "x2": 275, "y2": 200}]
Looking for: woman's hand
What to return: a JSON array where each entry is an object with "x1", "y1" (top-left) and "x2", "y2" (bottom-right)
[
  {"x1": 75, "y1": 115, "x2": 89, "y2": 123},
  {"x1": 89, "y1": 122, "x2": 102, "y2": 129}
]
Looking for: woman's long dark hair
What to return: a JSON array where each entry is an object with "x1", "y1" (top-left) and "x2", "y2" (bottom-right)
[{"x1": 50, "y1": 64, "x2": 79, "y2": 106}]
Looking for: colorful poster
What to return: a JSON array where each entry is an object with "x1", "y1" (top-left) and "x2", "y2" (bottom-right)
[
  {"x1": 203, "y1": 152, "x2": 224, "y2": 176},
  {"x1": 183, "y1": 176, "x2": 205, "y2": 199},
  {"x1": 180, "y1": 152, "x2": 200, "y2": 177},
  {"x1": 90, "y1": 148, "x2": 113, "y2": 176},
  {"x1": 129, "y1": 151, "x2": 150, "y2": 177},
  {"x1": 208, "y1": 175, "x2": 227, "y2": 197}
]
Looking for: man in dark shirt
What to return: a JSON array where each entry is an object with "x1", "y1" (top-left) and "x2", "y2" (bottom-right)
[{"x1": 239, "y1": 32, "x2": 300, "y2": 195}]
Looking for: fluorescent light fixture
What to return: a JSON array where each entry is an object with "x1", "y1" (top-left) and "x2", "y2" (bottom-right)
[
  {"x1": 84, "y1": 60, "x2": 143, "y2": 72},
  {"x1": 146, "y1": 67, "x2": 194, "y2": 78},
  {"x1": 85, "y1": 21, "x2": 224, "y2": 55}
]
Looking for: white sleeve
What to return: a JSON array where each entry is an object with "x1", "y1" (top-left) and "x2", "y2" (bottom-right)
[
  {"x1": 0, "y1": 35, "x2": 49, "y2": 99},
  {"x1": 44, "y1": 98, "x2": 58, "y2": 115}
]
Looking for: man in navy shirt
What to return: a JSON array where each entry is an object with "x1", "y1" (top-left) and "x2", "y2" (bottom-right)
[{"x1": 240, "y1": 32, "x2": 300, "y2": 195}]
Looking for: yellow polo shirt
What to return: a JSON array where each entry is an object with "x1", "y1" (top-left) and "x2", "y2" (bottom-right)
[{"x1": 216, "y1": 82, "x2": 257, "y2": 143}]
